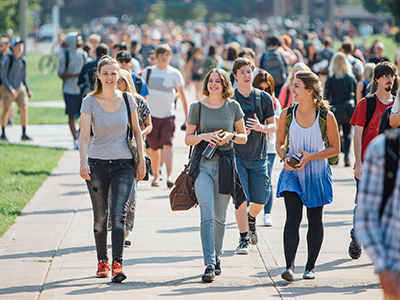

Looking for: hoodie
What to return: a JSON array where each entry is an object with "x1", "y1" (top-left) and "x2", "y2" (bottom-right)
[{"x1": 57, "y1": 32, "x2": 87, "y2": 95}]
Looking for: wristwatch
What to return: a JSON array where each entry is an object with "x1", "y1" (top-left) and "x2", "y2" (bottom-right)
[{"x1": 232, "y1": 133, "x2": 237, "y2": 141}]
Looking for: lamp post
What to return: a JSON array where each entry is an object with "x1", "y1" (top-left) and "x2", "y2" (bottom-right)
[{"x1": 19, "y1": 0, "x2": 27, "y2": 54}]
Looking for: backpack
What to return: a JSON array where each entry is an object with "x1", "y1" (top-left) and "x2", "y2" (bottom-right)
[
  {"x1": 201, "y1": 56, "x2": 217, "y2": 79},
  {"x1": 363, "y1": 93, "x2": 394, "y2": 137},
  {"x1": 380, "y1": 128, "x2": 400, "y2": 221},
  {"x1": 284, "y1": 104, "x2": 339, "y2": 165},
  {"x1": 1, "y1": 53, "x2": 26, "y2": 85},
  {"x1": 260, "y1": 49, "x2": 288, "y2": 86},
  {"x1": 379, "y1": 107, "x2": 393, "y2": 134},
  {"x1": 231, "y1": 88, "x2": 264, "y2": 122}
]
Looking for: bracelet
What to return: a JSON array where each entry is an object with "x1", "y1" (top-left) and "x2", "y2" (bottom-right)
[{"x1": 232, "y1": 133, "x2": 237, "y2": 141}]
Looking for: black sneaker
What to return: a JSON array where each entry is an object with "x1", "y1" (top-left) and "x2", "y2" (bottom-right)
[
  {"x1": 348, "y1": 239, "x2": 362, "y2": 259},
  {"x1": 236, "y1": 236, "x2": 250, "y2": 255},
  {"x1": 248, "y1": 219, "x2": 258, "y2": 245},
  {"x1": 21, "y1": 134, "x2": 32, "y2": 141},
  {"x1": 201, "y1": 264, "x2": 215, "y2": 282},
  {"x1": 215, "y1": 258, "x2": 221, "y2": 276},
  {"x1": 124, "y1": 239, "x2": 131, "y2": 247},
  {"x1": 0, "y1": 134, "x2": 8, "y2": 142}
]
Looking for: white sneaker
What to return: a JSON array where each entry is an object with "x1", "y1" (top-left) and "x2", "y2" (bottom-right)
[{"x1": 263, "y1": 214, "x2": 273, "y2": 227}]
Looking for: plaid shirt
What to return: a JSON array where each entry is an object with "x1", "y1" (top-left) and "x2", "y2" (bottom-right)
[{"x1": 355, "y1": 134, "x2": 400, "y2": 274}]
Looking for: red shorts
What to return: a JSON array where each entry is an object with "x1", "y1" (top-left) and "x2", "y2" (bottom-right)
[{"x1": 146, "y1": 116, "x2": 175, "y2": 150}]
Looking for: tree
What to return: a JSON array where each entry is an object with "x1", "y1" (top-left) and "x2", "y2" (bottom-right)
[
  {"x1": 362, "y1": 0, "x2": 386, "y2": 12},
  {"x1": 0, "y1": 0, "x2": 41, "y2": 37}
]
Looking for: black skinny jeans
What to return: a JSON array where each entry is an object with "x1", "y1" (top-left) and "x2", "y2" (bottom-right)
[
  {"x1": 283, "y1": 192, "x2": 324, "y2": 272},
  {"x1": 86, "y1": 158, "x2": 134, "y2": 263}
]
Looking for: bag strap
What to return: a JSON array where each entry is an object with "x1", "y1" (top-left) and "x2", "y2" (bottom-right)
[
  {"x1": 284, "y1": 87, "x2": 290, "y2": 108},
  {"x1": 254, "y1": 88, "x2": 264, "y2": 122},
  {"x1": 123, "y1": 92, "x2": 133, "y2": 130},
  {"x1": 381, "y1": 128, "x2": 400, "y2": 221},
  {"x1": 188, "y1": 102, "x2": 201, "y2": 160}
]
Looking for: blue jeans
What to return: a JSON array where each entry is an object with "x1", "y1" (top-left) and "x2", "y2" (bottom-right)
[
  {"x1": 236, "y1": 157, "x2": 270, "y2": 205},
  {"x1": 86, "y1": 158, "x2": 134, "y2": 263},
  {"x1": 194, "y1": 160, "x2": 230, "y2": 266},
  {"x1": 264, "y1": 153, "x2": 276, "y2": 214}
]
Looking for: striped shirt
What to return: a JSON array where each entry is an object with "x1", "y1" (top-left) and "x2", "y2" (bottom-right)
[{"x1": 355, "y1": 134, "x2": 400, "y2": 274}]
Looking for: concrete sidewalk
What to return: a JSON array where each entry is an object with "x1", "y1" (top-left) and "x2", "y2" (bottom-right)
[{"x1": 0, "y1": 97, "x2": 382, "y2": 299}]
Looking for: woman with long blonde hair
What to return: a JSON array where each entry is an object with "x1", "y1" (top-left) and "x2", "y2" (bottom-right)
[
  {"x1": 79, "y1": 56, "x2": 146, "y2": 283},
  {"x1": 324, "y1": 52, "x2": 357, "y2": 167}
]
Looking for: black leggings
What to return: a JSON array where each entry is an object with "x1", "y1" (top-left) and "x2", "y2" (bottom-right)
[{"x1": 283, "y1": 192, "x2": 324, "y2": 272}]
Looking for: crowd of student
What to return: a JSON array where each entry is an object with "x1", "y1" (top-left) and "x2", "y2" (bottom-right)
[{"x1": 2, "y1": 18, "x2": 400, "y2": 296}]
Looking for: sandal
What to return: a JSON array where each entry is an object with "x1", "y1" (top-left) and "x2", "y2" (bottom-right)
[
  {"x1": 151, "y1": 179, "x2": 160, "y2": 187},
  {"x1": 167, "y1": 180, "x2": 174, "y2": 188}
]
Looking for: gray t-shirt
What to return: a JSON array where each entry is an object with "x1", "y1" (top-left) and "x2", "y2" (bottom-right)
[
  {"x1": 233, "y1": 89, "x2": 275, "y2": 160},
  {"x1": 187, "y1": 99, "x2": 244, "y2": 151},
  {"x1": 81, "y1": 93, "x2": 138, "y2": 160}
]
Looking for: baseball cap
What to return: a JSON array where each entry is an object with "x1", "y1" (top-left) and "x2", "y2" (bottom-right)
[
  {"x1": 11, "y1": 37, "x2": 23, "y2": 48},
  {"x1": 116, "y1": 50, "x2": 131, "y2": 61}
]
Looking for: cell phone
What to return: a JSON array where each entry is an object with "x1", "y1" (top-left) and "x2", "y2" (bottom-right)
[{"x1": 287, "y1": 152, "x2": 303, "y2": 168}]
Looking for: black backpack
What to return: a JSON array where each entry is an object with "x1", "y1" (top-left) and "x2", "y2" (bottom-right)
[
  {"x1": 380, "y1": 128, "x2": 400, "y2": 221},
  {"x1": 260, "y1": 49, "x2": 288, "y2": 86},
  {"x1": 363, "y1": 93, "x2": 394, "y2": 137}
]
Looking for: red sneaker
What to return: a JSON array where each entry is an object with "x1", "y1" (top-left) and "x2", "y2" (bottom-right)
[
  {"x1": 96, "y1": 260, "x2": 110, "y2": 278},
  {"x1": 112, "y1": 261, "x2": 127, "y2": 283}
]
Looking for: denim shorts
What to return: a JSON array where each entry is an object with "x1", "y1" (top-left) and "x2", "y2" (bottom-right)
[{"x1": 235, "y1": 156, "x2": 271, "y2": 205}]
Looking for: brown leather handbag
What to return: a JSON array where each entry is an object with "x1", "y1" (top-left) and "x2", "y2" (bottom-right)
[{"x1": 169, "y1": 103, "x2": 201, "y2": 211}]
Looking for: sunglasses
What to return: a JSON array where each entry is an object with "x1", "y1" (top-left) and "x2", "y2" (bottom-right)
[
  {"x1": 118, "y1": 59, "x2": 131, "y2": 64},
  {"x1": 259, "y1": 86, "x2": 271, "y2": 94}
]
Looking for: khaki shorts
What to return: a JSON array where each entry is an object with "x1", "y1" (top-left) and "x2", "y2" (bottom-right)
[{"x1": 0, "y1": 85, "x2": 28, "y2": 110}]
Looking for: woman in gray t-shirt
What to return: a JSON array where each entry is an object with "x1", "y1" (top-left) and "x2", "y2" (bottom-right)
[{"x1": 79, "y1": 56, "x2": 146, "y2": 283}]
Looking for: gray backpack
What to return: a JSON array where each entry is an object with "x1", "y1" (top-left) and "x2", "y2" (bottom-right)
[{"x1": 260, "y1": 49, "x2": 288, "y2": 86}]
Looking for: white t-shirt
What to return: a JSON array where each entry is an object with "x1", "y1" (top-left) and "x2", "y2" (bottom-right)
[{"x1": 142, "y1": 65, "x2": 185, "y2": 118}]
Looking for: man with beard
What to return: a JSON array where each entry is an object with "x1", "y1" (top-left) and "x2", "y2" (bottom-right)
[{"x1": 348, "y1": 61, "x2": 396, "y2": 260}]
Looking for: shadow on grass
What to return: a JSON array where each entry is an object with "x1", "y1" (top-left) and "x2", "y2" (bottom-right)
[{"x1": 10, "y1": 170, "x2": 51, "y2": 176}]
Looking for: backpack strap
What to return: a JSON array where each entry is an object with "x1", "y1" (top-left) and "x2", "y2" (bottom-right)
[
  {"x1": 65, "y1": 49, "x2": 70, "y2": 73},
  {"x1": 145, "y1": 66, "x2": 152, "y2": 84},
  {"x1": 135, "y1": 74, "x2": 142, "y2": 94},
  {"x1": 381, "y1": 128, "x2": 400, "y2": 221},
  {"x1": 282, "y1": 104, "x2": 296, "y2": 162},
  {"x1": 254, "y1": 88, "x2": 264, "y2": 122},
  {"x1": 364, "y1": 93, "x2": 377, "y2": 134}
]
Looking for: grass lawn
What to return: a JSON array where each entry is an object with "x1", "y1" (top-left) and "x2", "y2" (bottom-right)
[
  {"x1": 333, "y1": 34, "x2": 399, "y2": 61},
  {"x1": 0, "y1": 144, "x2": 65, "y2": 237},
  {"x1": 12, "y1": 106, "x2": 67, "y2": 125},
  {"x1": 26, "y1": 53, "x2": 64, "y2": 102}
]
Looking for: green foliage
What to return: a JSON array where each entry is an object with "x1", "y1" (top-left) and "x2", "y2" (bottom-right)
[
  {"x1": 148, "y1": 0, "x2": 208, "y2": 24},
  {"x1": 378, "y1": 0, "x2": 400, "y2": 26},
  {"x1": 362, "y1": 0, "x2": 385, "y2": 12},
  {"x1": 0, "y1": 144, "x2": 64, "y2": 237},
  {"x1": 0, "y1": 0, "x2": 41, "y2": 37}
]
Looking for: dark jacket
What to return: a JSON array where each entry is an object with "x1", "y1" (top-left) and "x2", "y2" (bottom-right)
[
  {"x1": 324, "y1": 74, "x2": 357, "y2": 106},
  {"x1": 189, "y1": 140, "x2": 246, "y2": 209}
]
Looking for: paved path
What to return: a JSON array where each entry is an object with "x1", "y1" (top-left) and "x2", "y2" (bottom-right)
[{"x1": 0, "y1": 93, "x2": 382, "y2": 299}]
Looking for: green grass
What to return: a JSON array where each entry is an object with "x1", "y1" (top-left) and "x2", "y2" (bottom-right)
[
  {"x1": 26, "y1": 54, "x2": 64, "y2": 101},
  {"x1": 0, "y1": 144, "x2": 65, "y2": 237},
  {"x1": 333, "y1": 34, "x2": 399, "y2": 62},
  {"x1": 11, "y1": 107, "x2": 67, "y2": 125}
]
